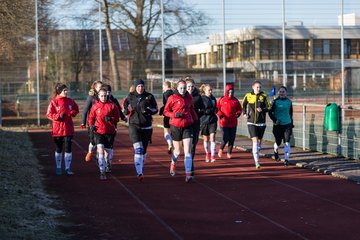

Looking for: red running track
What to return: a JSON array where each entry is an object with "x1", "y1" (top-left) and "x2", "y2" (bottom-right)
[{"x1": 29, "y1": 127, "x2": 360, "y2": 240}]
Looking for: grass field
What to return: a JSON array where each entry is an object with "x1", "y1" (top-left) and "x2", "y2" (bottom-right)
[{"x1": 0, "y1": 128, "x2": 70, "y2": 239}]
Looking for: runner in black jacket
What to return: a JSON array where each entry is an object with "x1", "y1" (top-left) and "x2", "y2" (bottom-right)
[{"x1": 123, "y1": 79, "x2": 158, "y2": 182}]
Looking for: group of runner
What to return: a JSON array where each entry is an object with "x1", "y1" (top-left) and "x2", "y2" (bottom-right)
[{"x1": 46, "y1": 78, "x2": 293, "y2": 183}]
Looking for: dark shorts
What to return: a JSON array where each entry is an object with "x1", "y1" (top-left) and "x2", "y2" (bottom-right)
[
  {"x1": 247, "y1": 125, "x2": 266, "y2": 139},
  {"x1": 128, "y1": 125, "x2": 153, "y2": 145},
  {"x1": 53, "y1": 136, "x2": 73, "y2": 152},
  {"x1": 163, "y1": 116, "x2": 170, "y2": 128},
  {"x1": 170, "y1": 125, "x2": 193, "y2": 141},
  {"x1": 201, "y1": 122, "x2": 217, "y2": 136},
  {"x1": 273, "y1": 124, "x2": 292, "y2": 143},
  {"x1": 94, "y1": 132, "x2": 116, "y2": 149}
]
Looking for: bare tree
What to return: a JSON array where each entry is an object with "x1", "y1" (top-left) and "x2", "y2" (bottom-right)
[
  {"x1": 0, "y1": 0, "x2": 54, "y2": 60},
  {"x1": 0, "y1": 0, "x2": 35, "y2": 60},
  {"x1": 109, "y1": 0, "x2": 209, "y2": 79},
  {"x1": 102, "y1": 0, "x2": 120, "y2": 90}
]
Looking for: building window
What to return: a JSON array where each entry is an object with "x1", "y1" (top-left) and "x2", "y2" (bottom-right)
[
  {"x1": 260, "y1": 39, "x2": 281, "y2": 60},
  {"x1": 323, "y1": 40, "x2": 330, "y2": 55},
  {"x1": 286, "y1": 39, "x2": 308, "y2": 60},
  {"x1": 330, "y1": 39, "x2": 340, "y2": 58},
  {"x1": 227, "y1": 43, "x2": 238, "y2": 62},
  {"x1": 350, "y1": 39, "x2": 360, "y2": 59},
  {"x1": 314, "y1": 39, "x2": 322, "y2": 59},
  {"x1": 243, "y1": 40, "x2": 255, "y2": 60},
  {"x1": 188, "y1": 55, "x2": 196, "y2": 67}
]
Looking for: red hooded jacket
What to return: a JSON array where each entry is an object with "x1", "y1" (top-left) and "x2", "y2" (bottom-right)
[
  {"x1": 163, "y1": 91, "x2": 198, "y2": 128},
  {"x1": 46, "y1": 96, "x2": 79, "y2": 137},
  {"x1": 88, "y1": 101, "x2": 120, "y2": 135},
  {"x1": 216, "y1": 84, "x2": 242, "y2": 127}
]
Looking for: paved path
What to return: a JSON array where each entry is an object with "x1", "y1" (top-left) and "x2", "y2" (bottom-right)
[{"x1": 219, "y1": 132, "x2": 360, "y2": 184}]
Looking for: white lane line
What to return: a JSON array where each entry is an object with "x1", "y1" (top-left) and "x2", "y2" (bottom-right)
[
  {"x1": 137, "y1": 135, "x2": 308, "y2": 240},
  {"x1": 196, "y1": 180, "x2": 309, "y2": 240},
  {"x1": 110, "y1": 175, "x2": 183, "y2": 240},
  {"x1": 267, "y1": 177, "x2": 360, "y2": 214},
  {"x1": 74, "y1": 137, "x2": 183, "y2": 240}
]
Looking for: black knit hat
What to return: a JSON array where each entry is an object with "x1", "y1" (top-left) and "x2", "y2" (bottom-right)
[
  {"x1": 56, "y1": 84, "x2": 67, "y2": 94},
  {"x1": 134, "y1": 79, "x2": 145, "y2": 88}
]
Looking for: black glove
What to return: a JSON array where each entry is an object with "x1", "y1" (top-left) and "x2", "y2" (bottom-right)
[
  {"x1": 89, "y1": 125, "x2": 97, "y2": 132},
  {"x1": 60, "y1": 112, "x2": 66, "y2": 119},
  {"x1": 175, "y1": 112, "x2": 182, "y2": 118},
  {"x1": 142, "y1": 107, "x2": 152, "y2": 115},
  {"x1": 105, "y1": 116, "x2": 111, "y2": 121},
  {"x1": 159, "y1": 106, "x2": 164, "y2": 116}
]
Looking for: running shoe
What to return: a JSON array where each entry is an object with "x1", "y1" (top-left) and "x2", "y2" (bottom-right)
[
  {"x1": 100, "y1": 172, "x2": 107, "y2": 180},
  {"x1": 138, "y1": 174, "x2": 144, "y2": 183},
  {"x1": 210, "y1": 155, "x2": 216, "y2": 163},
  {"x1": 227, "y1": 153, "x2": 232, "y2": 159},
  {"x1": 106, "y1": 163, "x2": 112, "y2": 173},
  {"x1": 85, "y1": 152, "x2": 92, "y2": 162},
  {"x1": 56, "y1": 168, "x2": 62, "y2": 176},
  {"x1": 170, "y1": 163, "x2": 176, "y2": 176},
  {"x1": 284, "y1": 160, "x2": 289, "y2": 166},
  {"x1": 274, "y1": 151, "x2": 280, "y2": 161},
  {"x1": 65, "y1": 169, "x2": 74, "y2": 176},
  {"x1": 218, "y1": 149, "x2": 223, "y2": 158},
  {"x1": 167, "y1": 146, "x2": 173, "y2": 155},
  {"x1": 205, "y1": 153, "x2": 211, "y2": 162},
  {"x1": 185, "y1": 174, "x2": 193, "y2": 183},
  {"x1": 255, "y1": 162, "x2": 261, "y2": 169}
]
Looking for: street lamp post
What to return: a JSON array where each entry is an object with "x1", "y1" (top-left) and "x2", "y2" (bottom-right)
[
  {"x1": 282, "y1": 0, "x2": 287, "y2": 87},
  {"x1": 35, "y1": 0, "x2": 40, "y2": 126},
  {"x1": 99, "y1": 1, "x2": 103, "y2": 82},
  {"x1": 222, "y1": 0, "x2": 226, "y2": 90},
  {"x1": 161, "y1": 0, "x2": 165, "y2": 83}
]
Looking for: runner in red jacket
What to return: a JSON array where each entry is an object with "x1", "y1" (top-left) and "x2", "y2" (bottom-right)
[
  {"x1": 46, "y1": 83, "x2": 79, "y2": 176},
  {"x1": 164, "y1": 79, "x2": 198, "y2": 183},
  {"x1": 216, "y1": 83, "x2": 242, "y2": 159},
  {"x1": 88, "y1": 88, "x2": 120, "y2": 180}
]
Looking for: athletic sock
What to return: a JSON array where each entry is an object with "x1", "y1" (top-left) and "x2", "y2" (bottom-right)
[
  {"x1": 252, "y1": 142, "x2": 259, "y2": 163},
  {"x1": 210, "y1": 141, "x2": 216, "y2": 157},
  {"x1": 274, "y1": 142, "x2": 279, "y2": 153},
  {"x1": 164, "y1": 133, "x2": 172, "y2": 147},
  {"x1": 64, "y1": 152, "x2": 72, "y2": 170},
  {"x1": 55, "y1": 152, "x2": 62, "y2": 169},
  {"x1": 203, "y1": 141, "x2": 210, "y2": 153},
  {"x1": 284, "y1": 142, "x2": 290, "y2": 160}
]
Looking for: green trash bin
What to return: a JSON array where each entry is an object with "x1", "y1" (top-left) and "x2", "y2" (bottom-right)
[{"x1": 324, "y1": 103, "x2": 340, "y2": 131}]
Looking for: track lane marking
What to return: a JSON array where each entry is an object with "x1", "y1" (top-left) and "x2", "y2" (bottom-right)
[{"x1": 73, "y1": 136, "x2": 183, "y2": 240}]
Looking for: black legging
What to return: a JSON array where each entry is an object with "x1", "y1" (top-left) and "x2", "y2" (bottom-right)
[
  {"x1": 220, "y1": 127, "x2": 237, "y2": 154},
  {"x1": 273, "y1": 124, "x2": 292, "y2": 146},
  {"x1": 54, "y1": 136, "x2": 73, "y2": 153},
  {"x1": 190, "y1": 120, "x2": 200, "y2": 175}
]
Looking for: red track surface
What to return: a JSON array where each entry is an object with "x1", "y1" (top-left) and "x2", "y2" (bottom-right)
[{"x1": 29, "y1": 127, "x2": 360, "y2": 240}]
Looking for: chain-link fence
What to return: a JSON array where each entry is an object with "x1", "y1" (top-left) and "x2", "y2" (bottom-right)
[{"x1": 1, "y1": 1, "x2": 360, "y2": 159}]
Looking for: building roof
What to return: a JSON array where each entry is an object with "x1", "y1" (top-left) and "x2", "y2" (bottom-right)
[{"x1": 206, "y1": 25, "x2": 360, "y2": 45}]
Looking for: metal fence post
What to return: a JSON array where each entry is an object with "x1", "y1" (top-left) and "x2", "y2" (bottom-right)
[
  {"x1": 302, "y1": 104, "x2": 306, "y2": 150},
  {"x1": 0, "y1": 98, "x2": 2, "y2": 127}
]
